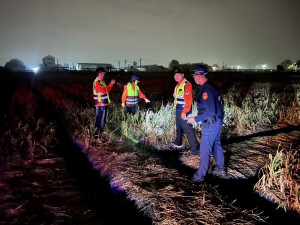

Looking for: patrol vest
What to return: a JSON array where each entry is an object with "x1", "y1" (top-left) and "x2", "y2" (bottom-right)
[
  {"x1": 126, "y1": 82, "x2": 139, "y2": 107},
  {"x1": 174, "y1": 80, "x2": 188, "y2": 111},
  {"x1": 93, "y1": 78, "x2": 110, "y2": 106}
]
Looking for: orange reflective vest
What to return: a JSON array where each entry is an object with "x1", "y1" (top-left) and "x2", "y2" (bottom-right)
[
  {"x1": 93, "y1": 78, "x2": 110, "y2": 106},
  {"x1": 174, "y1": 80, "x2": 188, "y2": 111},
  {"x1": 126, "y1": 82, "x2": 139, "y2": 107}
]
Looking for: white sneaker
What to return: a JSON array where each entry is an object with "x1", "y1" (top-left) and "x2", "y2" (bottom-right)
[{"x1": 170, "y1": 143, "x2": 183, "y2": 149}]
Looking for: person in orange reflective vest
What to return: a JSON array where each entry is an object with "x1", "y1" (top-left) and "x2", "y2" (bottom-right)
[
  {"x1": 121, "y1": 75, "x2": 150, "y2": 115},
  {"x1": 170, "y1": 69, "x2": 199, "y2": 156},
  {"x1": 93, "y1": 67, "x2": 115, "y2": 134}
]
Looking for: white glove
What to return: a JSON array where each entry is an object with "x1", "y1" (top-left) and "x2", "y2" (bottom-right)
[
  {"x1": 187, "y1": 116, "x2": 196, "y2": 124},
  {"x1": 122, "y1": 103, "x2": 125, "y2": 107},
  {"x1": 145, "y1": 99, "x2": 150, "y2": 103}
]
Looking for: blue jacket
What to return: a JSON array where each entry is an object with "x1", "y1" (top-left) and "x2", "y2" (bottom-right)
[{"x1": 194, "y1": 81, "x2": 224, "y2": 124}]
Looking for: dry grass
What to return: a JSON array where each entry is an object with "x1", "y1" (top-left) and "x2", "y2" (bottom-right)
[
  {"x1": 30, "y1": 79, "x2": 300, "y2": 222},
  {"x1": 4, "y1": 74, "x2": 300, "y2": 223},
  {"x1": 223, "y1": 83, "x2": 300, "y2": 135},
  {"x1": 83, "y1": 144, "x2": 265, "y2": 224},
  {"x1": 254, "y1": 145, "x2": 300, "y2": 213},
  {"x1": 0, "y1": 117, "x2": 55, "y2": 159},
  {"x1": 0, "y1": 82, "x2": 56, "y2": 159},
  {"x1": 0, "y1": 153, "x2": 101, "y2": 224},
  {"x1": 36, "y1": 81, "x2": 300, "y2": 153},
  {"x1": 108, "y1": 82, "x2": 300, "y2": 150}
]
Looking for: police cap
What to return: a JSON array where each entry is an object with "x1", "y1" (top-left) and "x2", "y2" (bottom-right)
[{"x1": 193, "y1": 65, "x2": 208, "y2": 75}]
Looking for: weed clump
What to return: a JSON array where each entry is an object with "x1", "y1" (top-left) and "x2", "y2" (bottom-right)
[{"x1": 254, "y1": 145, "x2": 300, "y2": 213}]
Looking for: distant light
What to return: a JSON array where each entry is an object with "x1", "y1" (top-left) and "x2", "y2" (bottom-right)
[
  {"x1": 262, "y1": 64, "x2": 267, "y2": 69},
  {"x1": 33, "y1": 67, "x2": 39, "y2": 73},
  {"x1": 237, "y1": 65, "x2": 240, "y2": 70},
  {"x1": 212, "y1": 66, "x2": 216, "y2": 71}
]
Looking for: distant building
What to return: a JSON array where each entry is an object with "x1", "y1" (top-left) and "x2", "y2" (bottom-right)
[
  {"x1": 126, "y1": 64, "x2": 170, "y2": 72},
  {"x1": 76, "y1": 63, "x2": 113, "y2": 71},
  {"x1": 42, "y1": 55, "x2": 56, "y2": 69},
  {"x1": 126, "y1": 66, "x2": 140, "y2": 72}
]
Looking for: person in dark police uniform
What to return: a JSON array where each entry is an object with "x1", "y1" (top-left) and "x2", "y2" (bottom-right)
[{"x1": 188, "y1": 65, "x2": 228, "y2": 184}]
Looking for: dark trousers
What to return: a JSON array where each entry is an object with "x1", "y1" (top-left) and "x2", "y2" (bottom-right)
[
  {"x1": 95, "y1": 106, "x2": 108, "y2": 132},
  {"x1": 126, "y1": 105, "x2": 139, "y2": 115},
  {"x1": 174, "y1": 110, "x2": 199, "y2": 154},
  {"x1": 193, "y1": 118, "x2": 225, "y2": 181}
]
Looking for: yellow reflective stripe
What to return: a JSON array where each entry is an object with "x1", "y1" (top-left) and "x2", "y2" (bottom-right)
[
  {"x1": 127, "y1": 83, "x2": 139, "y2": 96},
  {"x1": 99, "y1": 81, "x2": 110, "y2": 103},
  {"x1": 174, "y1": 81, "x2": 187, "y2": 109},
  {"x1": 93, "y1": 78, "x2": 110, "y2": 104},
  {"x1": 126, "y1": 83, "x2": 138, "y2": 106}
]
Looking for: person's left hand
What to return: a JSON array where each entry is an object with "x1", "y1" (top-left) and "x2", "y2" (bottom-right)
[
  {"x1": 145, "y1": 99, "x2": 150, "y2": 103},
  {"x1": 111, "y1": 79, "x2": 116, "y2": 84},
  {"x1": 188, "y1": 117, "x2": 196, "y2": 124},
  {"x1": 181, "y1": 113, "x2": 186, "y2": 119}
]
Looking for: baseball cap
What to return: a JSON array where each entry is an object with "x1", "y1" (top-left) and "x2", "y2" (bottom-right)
[
  {"x1": 96, "y1": 67, "x2": 106, "y2": 73},
  {"x1": 174, "y1": 69, "x2": 184, "y2": 74},
  {"x1": 131, "y1": 75, "x2": 139, "y2": 81}
]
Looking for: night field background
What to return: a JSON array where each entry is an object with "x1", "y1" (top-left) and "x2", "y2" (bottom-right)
[{"x1": 0, "y1": 70, "x2": 300, "y2": 225}]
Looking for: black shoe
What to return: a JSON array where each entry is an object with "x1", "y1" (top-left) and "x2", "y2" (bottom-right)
[
  {"x1": 212, "y1": 169, "x2": 229, "y2": 179},
  {"x1": 189, "y1": 177, "x2": 204, "y2": 185}
]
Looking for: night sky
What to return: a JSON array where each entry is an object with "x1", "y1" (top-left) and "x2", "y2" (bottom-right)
[{"x1": 0, "y1": 0, "x2": 299, "y2": 69}]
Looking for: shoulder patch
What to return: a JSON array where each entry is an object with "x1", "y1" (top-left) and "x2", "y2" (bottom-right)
[
  {"x1": 185, "y1": 91, "x2": 189, "y2": 95},
  {"x1": 202, "y1": 92, "x2": 208, "y2": 100}
]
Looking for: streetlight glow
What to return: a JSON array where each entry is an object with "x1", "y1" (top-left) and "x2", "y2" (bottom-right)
[{"x1": 33, "y1": 67, "x2": 39, "y2": 73}]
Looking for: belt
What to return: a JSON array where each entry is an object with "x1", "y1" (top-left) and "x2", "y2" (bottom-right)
[{"x1": 204, "y1": 116, "x2": 217, "y2": 124}]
